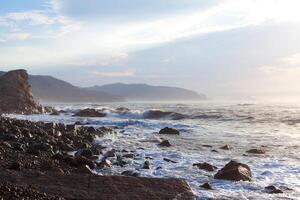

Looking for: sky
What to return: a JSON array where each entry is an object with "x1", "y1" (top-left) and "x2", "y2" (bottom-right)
[{"x1": 1, "y1": 0, "x2": 300, "y2": 100}]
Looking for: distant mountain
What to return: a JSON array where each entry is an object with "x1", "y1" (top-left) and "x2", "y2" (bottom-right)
[
  {"x1": 0, "y1": 71, "x2": 123, "y2": 103},
  {"x1": 87, "y1": 83, "x2": 206, "y2": 101}
]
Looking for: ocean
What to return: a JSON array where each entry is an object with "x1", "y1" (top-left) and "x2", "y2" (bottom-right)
[{"x1": 8, "y1": 101, "x2": 300, "y2": 199}]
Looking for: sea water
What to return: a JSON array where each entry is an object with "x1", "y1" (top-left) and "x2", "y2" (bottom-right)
[{"x1": 8, "y1": 101, "x2": 300, "y2": 199}]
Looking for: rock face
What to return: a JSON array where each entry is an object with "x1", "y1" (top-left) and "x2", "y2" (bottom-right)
[
  {"x1": 73, "y1": 108, "x2": 106, "y2": 117},
  {"x1": 0, "y1": 70, "x2": 40, "y2": 114},
  {"x1": 159, "y1": 127, "x2": 180, "y2": 135},
  {"x1": 214, "y1": 160, "x2": 252, "y2": 181}
]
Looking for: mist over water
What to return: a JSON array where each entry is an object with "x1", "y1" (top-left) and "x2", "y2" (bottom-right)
[{"x1": 9, "y1": 101, "x2": 300, "y2": 199}]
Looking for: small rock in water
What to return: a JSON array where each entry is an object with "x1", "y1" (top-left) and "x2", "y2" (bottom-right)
[
  {"x1": 246, "y1": 148, "x2": 266, "y2": 154},
  {"x1": 214, "y1": 160, "x2": 252, "y2": 181},
  {"x1": 103, "y1": 149, "x2": 116, "y2": 158},
  {"x1": 121, "y1": 170, "x2": 140, "y2": 177},
  {"x1": 265, "y1": 185, "x2": 283, "y2": 194},
  {"x1": 73, "y1": 108, "x2": 106, "y2": 117},
  {"x1": 123, "y1": 153, "x2": 135, "y2": 159},
  {"x1": 158, "y1": 127, "x2": 180, "y2": 135},
  {"x1": 220, "y1": 145, "x2": 231, "y2": 150},
  {"x1": 211, "y1": 149, "x2": 218, "y2": 153},
  {"x1": 200, "y1": 183, "x2": 213, "y2": 190},
  {"x1": 163, "y1": 158, "x2": 177, "y2": 163},
  {"x1": 158, "y1": 140, "x2": 172, "y2": 147},
  {"x1": 143, "y1": 160, "x2": 151, "y2": 169},
  {"x1": 202, "y1": 145, "x2": 213, "y2": 148},
  {"x1": 193, "y1": 162, "x2": 217, "y2": 172}
]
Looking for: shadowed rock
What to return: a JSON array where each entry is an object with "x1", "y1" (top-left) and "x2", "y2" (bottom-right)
[
  {"x1": 0, "y1": 70, "x2": 41, "y2": 114},
  {"x1": 214, "y1": 160, "x2": 252, "y2": 181}
]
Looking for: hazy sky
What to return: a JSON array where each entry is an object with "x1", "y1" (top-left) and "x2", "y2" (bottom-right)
[{"x1": 1, "y1": 0, "x2": 300, "y2": 99}]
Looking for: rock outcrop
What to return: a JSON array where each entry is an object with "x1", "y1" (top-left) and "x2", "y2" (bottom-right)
[
  {"x1": 158, "y1": 127, "x2": 180, "y2": 135},
  {"x1": 0, "y1": 70, "x2": 40, "y2": 114},
  {"x1": 73, "y1": 108, "x2": 106, "y2": 117},
  {"x1": 214, "y1": 160, "x2": 252, "y2": 181}
]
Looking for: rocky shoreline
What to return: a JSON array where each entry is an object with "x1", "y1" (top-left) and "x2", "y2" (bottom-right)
[{"x1": 0, "y1": 116, "x2": 195, "y2": 199}]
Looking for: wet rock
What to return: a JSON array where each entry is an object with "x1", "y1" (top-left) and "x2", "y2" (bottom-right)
[
  {"x1": 163, "y1": 158, "x2": 177, "y2": 163},
  {"x1": 143, "y1": 160, "x2": 151, "y2": 169},
  {"x1": 2, "y1": 141, "x2": 12, "y2": 148},
  {"x1": 115, "y1": 107, "x2": 130, "y2": 114},
  {"x1": 123, "y1": 153, "x2": 135, "y2": 159},
  {"x1": 103, "y1": 149, "x2": 116, "y2": 158},
  {"x1": 200, "y1": 183, "x2": 213, "y2": 190},
  {"x1": 75, "y1": 148, "x2": 93, "y2": 158},
  {"x1": 202, "y1": 145, "x2": 213, "y2": 148},
  {"x1": 158, "y1": 140, "x2": 172, "y2": 147},
  {"x1": 214, "y1": 160, "x2": 252, "y2": 181},
  {"x1": 265, "y1": 185, "x2": 283, "y2": 194},
  {"x1": 246, "y1": 148, "x2": 266, "y2": 154},
  {"x1": 193, "y1": 162, "x2": 217, "y2": 172},
  {"x1": 52, "y1": 152, "x2": 64, "y2": 160},
  {"x1": 158, "y1": 127, "x2": 180, "y2": 135},
  {"x1": 97, "y1": 159, "x2": 112, "y2": 169},
  {"x1": 121, "y1": 170, "x2": 140, "y2": 177},
  {"x1": 73, "y1": 108, "x2": 106, "y2": 118},
  {"x1": 220, "y1": 145, "x2": 231, "y2": 150},
  {"x1": 211, "y1": 149, "x2": 218, "y2": 153},
  {"x1": 114, "y1": 155, "x2": 127, "y2": 167}
]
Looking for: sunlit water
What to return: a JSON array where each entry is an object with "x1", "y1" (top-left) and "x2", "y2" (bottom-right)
[{"x1": 8, "y1": 102, "x2": 300, "y2": 199}]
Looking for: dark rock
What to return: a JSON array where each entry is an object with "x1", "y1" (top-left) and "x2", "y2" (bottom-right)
[
  {"x1": 52, "y1": 153, "x2": 64, "y2": 160},
  {"x1": 121, "y1": 170, "x2": 140, "y2": 177},
  {"x1": 103, "y1": 149, "x2": 116, "y2": 158},
  {"x1": 73, "y1": 108, "x2": 106, "y2": 117},
  {"x1": 246, "y1": 148, "x2": 266, "y2": 154},
  {"x1": 74, "y1": 156, "x2": 95, "y2": 169},
  {"x1": 8, "y1": 162, "x2": 21, "y2": 171},
  {"x1": 158, "y1": 140, "x2": 172, "y2": 147},
  {"x1": 75, "y1": 148, "x2": 93, "y2": 158},
  {"x1": 211, "y1": 149, "x2": 219, "y2": 153},
  {"x1": 163, "y1": 158, "x2": 177, "y2": 163},
  {"x1": 97, "y1": 159, "x2": 112, "y2": 169},
  {"x1": 158, "y1": 127, "x2": 180, "y2": 135},
  {"x1": 200, "y1": 183, "x2": 213, "y2": 190},
  {"x1": 193, "y1": 162, "x2": 217, "y2": 172},
  {"x1": 265, "y1": 185, "x2": 283, "y2": 194},
  {"x1": 214, "y1": 160, "x2": 252, "y2": 181},
  {"x1": 202, "y1": 145, "x2": 213, "y2": 148},
  {"x1": 123, "y1": 153, "x2": 135, "y2": 159},
  {"x1": 75, "y1": 165, "x2": 93, "y2": 174},
  {"x1": 220, "y1": 145, "x2": 231, "y2": 150},
  {"x1": 143, "y1": 160, "x2": 151, "y2": 169}
]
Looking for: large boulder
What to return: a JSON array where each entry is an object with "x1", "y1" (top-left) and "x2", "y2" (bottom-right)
[
  {"x1": 214, "y1": 160, "x2": 252, "y2": 181},
  {"x1": 0, "y1": 70, "x2": 40, "y2": 114},
  {"x1": 73, "y1": 108, "x2": 106, "y2": 117}
]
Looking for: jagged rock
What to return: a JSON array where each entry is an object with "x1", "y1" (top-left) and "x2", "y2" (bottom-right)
[
  {"x1": 158, "y1": 127, "x2": 180, "y2": 135},
  {"x1": 193, "y1": 162, "x2": 217, "y2": 172},
  {"x1": 0, "y1": 70, "x2": 40, "y2": 114},
  {"x1": 73, "y1": 108, "x2": 106, "y2": 117},
  {"x1": 214, "y1": 160, "x2": 252, "y2": 181}
]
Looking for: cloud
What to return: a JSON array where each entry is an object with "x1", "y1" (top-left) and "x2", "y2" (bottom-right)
[
  {"x1": 90, "y1": 69, "x2": 135, "y2": 77},
  {"x1": 5, "y1": 11, "x2": 56, "y2": 25}
]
